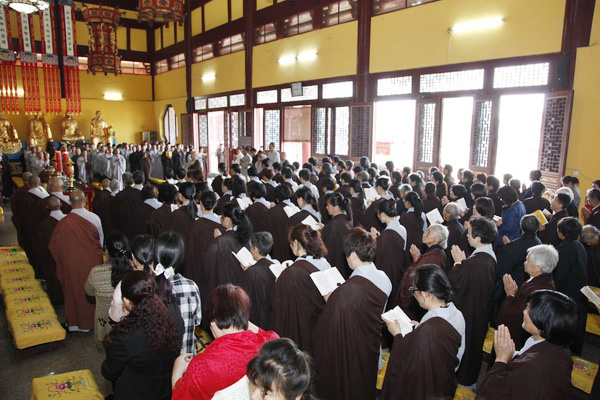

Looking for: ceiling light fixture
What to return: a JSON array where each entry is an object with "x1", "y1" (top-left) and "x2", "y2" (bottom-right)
[
  {"x1": 450, "y1": 17, "x2": 505, "y2": 33},
  {"x1": 104, "y1": 92, "x2": 123, "y2": 101},
  {"x1": 297, "y1": 51, "x2": 318, "y2": 61},
  {"x1": 202, "y1": 73, "x2": 216, "y2": 81},
  {"x1": 0, "y1": 0, "x2": 49, "y2": 14},
  {"x1": 278, "y1": 55, "x2": 296, "y2": 65}
]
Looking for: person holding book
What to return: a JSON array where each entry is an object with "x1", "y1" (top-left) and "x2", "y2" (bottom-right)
[
  {"x1": 312, "y1": 227, "x2": 391, "y2": 400},
  {"x1": 399, "y1": 191, "x2": 427, "y2": 251},
  {"x1": 270, "y1": 224, "x2": 330, "y2": 353},
  {"x1": 495, "y1": 185, "x2": 526, "y2": 247},
  {"x1": 538, "y1": 192, "x2": 570, "y2": 248},
  {"x1": 321, "y1": 192, "x2": 353, "y2": 278},
  {"x1": 381, "y1": 265, "x2": 465, "y2": 400}
]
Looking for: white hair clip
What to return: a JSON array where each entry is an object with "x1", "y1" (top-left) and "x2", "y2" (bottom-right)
[{"x1": 154, "y1": 263, "x2": 174, "y2": 280}]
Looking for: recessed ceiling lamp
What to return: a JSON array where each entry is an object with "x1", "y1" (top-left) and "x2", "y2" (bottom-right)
[
  {"x1": 450, "y1": 17, "x2": 505, "y2": 33},
  {"x1": 0, "y1": 0, "x2": 49, "y2": 14},
  {"x1": 104, "y1": 92, "x2": 123, "y2": 101},
  {"x1": 202, "y1": 73, "x2": 216, "y2": 81}
]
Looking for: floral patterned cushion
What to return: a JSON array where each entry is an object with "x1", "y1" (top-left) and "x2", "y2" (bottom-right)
[
  {"x1": 31, "y1": 369, "x2": 103, "y2": 399},
  {"x1": 9, "y1": 316, "x2": 66, "y2": 349}
]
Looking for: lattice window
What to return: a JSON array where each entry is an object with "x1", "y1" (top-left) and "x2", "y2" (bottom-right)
[
  {"x1": 281, "y1": 85, "x2": 319, "y2": 102},
  {"x1": 163, "y1": 106, "x2": 178, "y2": 145},
  {"x1": 255, "y1": 23, "x2": 277, "y2": 45},
  {"x1": 373, "y1": 0, "x2": 436, "y2": 16},
  {"x1": 170, "y1": 53, "x2": 186, "y2": 69},
  {"x1": 334, "y1": 106, "x2": 350, "y2": 155},
  {"x1": 193, "y1": 44, "x2": 214, "y2": 62},
  {"x1": 218, "y1": 34, "x2": 245, "y2": 56},
  {"x1": 229, "y1": 94, "x2": 245, "y2": 107},
  {"x1": 416, "y1": 103, "x2": 436, "y2": 163},
  {"x1": 194, "y1": 98, "x2": 207, "y2": 110},
  {"x1": 257, "y1": 90, "x2": 278, "y2": 104},
  {"x1": 231, "y1": 112, "x2": 239, "y2": 149},
  {"x1": 327, "y1": 108, "x2": 333, "y2": 153},
  {"x1": 313, "y1": 107, "x2": 327, "y2": 155},
  {"x1": 420, "y1": 69, "x2": 484, "y2": 93},
  {"x1": 208, "y1": 96, "x2": 228, "y2": 109},
  {"x1": 265, "y1": 110, "x2": 281, "y2": 151},
  {"x1": 471, "y1": 100, "x2": 492, "y2": 168},
  {"x1": 121, "y1": 61, "x2": 151, "y2": 75},
  {"x1": 198, "y1": 114, "x2": 208, "y2": 147},
  {"x1": 493, "y1": 63, "x2": 550, "y2": 89},
  {"x1": 540, "y1": 96, "x2": 568, "y2": 174},
  {"x1": 322, "y1": 1, "x2": 355, "y2": 27},
  {"x1": 322, "y1": 81, "x2": 354, "y2": 99},
  {"x1": 283, "y1": 11, "x2": 314, "y2": 37},
  {"x1": 350, "y1": 105, "x2": 372, "y2": 158},
  {"x1": 377, "y1": 76, "x2": 412, "y2": 96},
  {"x1": 155, "y1": 59, "x2": 168, "y2": 74}
]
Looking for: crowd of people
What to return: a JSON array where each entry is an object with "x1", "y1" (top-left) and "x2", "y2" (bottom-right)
[{"x1": 7, "y1": 140, "x2": 600, "y2": 399}]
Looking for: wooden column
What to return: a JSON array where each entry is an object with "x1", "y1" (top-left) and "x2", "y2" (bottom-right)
[
  {"x1": 356, "y1": 0, "x2": 372, "y2": 103},
  {"x1": 561, "y1": 0, "x2": 596, "y2": 90},
  {"x1": 244, "y1": 0, "x2": 256, "y2": 109},
  {"x1": 185, "y1": 0, "x2": 194, "y2": 111}
]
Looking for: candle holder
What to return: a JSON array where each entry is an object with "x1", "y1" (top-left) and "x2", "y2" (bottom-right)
[{"x1": 64, "y1": 158, "x2": 76, "y2": 191}]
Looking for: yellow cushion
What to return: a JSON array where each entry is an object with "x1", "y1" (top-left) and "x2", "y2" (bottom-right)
[
  {"x1": 1, "y1": 279, "x2": 42, "y2": 297},
  {"x1": 587, "y1": 313, "x2": 600, "y2": 336},
  {"x1": 12, "y1": 177, "x2": 25, "y2": 188},
  {"x1": 150, "y1": 177, "x2": 166, "y2": 185},
  {"x1": 0, "y1": 264, "x2": 35, "y2": 280},
  {"x1": 31, "y1": 369, "x2": 103, "y2": 400},
  {"x1": 483, "y1": 327, "x2": 495, "y2": 354},
  {"x1": 194, "y1": 327, "x2": 214, "y2": 354},
  {"x1": 9, "y1": 316, "x2": 66, "y2": 349},
  {"x1": 6, "y1": 301, "x2": 57, "y2": 321},
  {"x1": 4, "y1": 290, "x2": 52, "y2": 312},
  {"x1": 1, "y1": 274, "x2": 35, "y2": 291},
  {"x1": 572, "y1": 356, "x2": 598, "y2": 394},
  {"x1": 376, "y1": 348, "x2": 390, "y2": 390},
  {"x1": 0, "y1": 246, "x2": 24, "y2": 253},
  {"x1": 453, "y1": 386, "x2": 477, "y2": 400},
  {"x1": 0, "y1": 252, "x2": 28, "y2": 261}
]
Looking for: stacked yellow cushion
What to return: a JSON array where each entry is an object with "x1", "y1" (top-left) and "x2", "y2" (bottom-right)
[{"x1": 31, "y1": 369, "x2": 103, "y2": 400}]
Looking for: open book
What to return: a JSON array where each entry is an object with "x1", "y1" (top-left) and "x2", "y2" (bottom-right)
[
  {"x1": 381, "y1": 306, "x2": 414, "y2": 336},
  {"x1": 301, "y1": 215, "x2": 321, "y2": 231},
  {"x1": 426, "y1": 208, "x2": 444, "y2": 225},
  {"x1": 364, "y1": 187, "x2": 379, "y2": 203},
  {"x1": 533, "y1": 209, "x2": 549, "y2": 225},
  {"x1": 211, "y1": 376, "x2": 250, "y2": 400},
  {"x1": 237, "y1": 197, "x2": 253, "y2": 211},
  {"x1": 492, "y1": 215, "x2": 502, "y2": 223},
  {"x1": 232, "y1": 247, "x2": 255, "y2": 269},
  {"x1": 284, "y1": 205, "x2": 301, "y2": 218},
  {"x1": 310, "y1": 267, "x2": 345, "y2": 296},
  {"x1": 456, "y1": 198, "x2": 468, "y2": 213},
  {"x1": 269, "y1": 260, "x2": 294, "y2": 279},
  {"x1": 581, "y1": 286, "x2": 600, "y2": 309}
]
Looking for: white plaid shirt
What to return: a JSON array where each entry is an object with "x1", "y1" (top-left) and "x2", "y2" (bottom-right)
[{"x1": 169, "y1": 274, "x2": 202, "y2": 355}]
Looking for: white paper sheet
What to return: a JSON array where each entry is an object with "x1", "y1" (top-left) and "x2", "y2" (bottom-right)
[
  {"x1": 232, "y1": 247, "x2": 255, "y2": 269},
  {"x1": 381, "y1": 306, "x2": 414, "y2": 336},
  {"x1": 310, "y1": 267, "x2": 345, "y2": 296},
  {"x1": 426, "y1": 208, "x2": 444, "y2": 225}
]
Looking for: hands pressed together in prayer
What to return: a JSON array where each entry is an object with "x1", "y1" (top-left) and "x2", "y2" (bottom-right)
[
  {"x1": 494, "y1": 325, "x2": 516, "y2": 364},
  {"x1": 502, "y1": 274, "x2": 518, "y2": 297},
  {"x1": 450, "y1": 245, "x2": 466, "y2": 264},
  {"x1": 502, "y1": 235, "x2": 511, "y2": 245},
  {"x1": 213, "y1": 228, "x2": 222, "y2": 238},
  {"x1": 370, "y1": 227, "x2": 380, "y2": 239},
  {"x1": 409, "y1": 244, "x2": 421, "y2": 262}
]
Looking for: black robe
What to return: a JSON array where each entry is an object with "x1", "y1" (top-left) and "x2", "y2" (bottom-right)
[
  {"x1": 147, "y1": 204, "x2": 174, "y2": 238},
  {"x1": 349, "y1": 196, "x2": 366, "y2": 228},
  {"x1": 587, "y1": 243, "x2": 600, "y2": 287},
  {"x1": 14, "y1": 192, "x2": 43, "y2": 270},
  {"x1": 363, "y1": 198, "x2": 386, "y2": 232},
  {"x1": 523, "y1": 195, "x2": 551, "y2": 215},
  {"x1": 165, "y1": 207, "x2": 194, "y2": 242},
  {"x1": 399, "y1": 211, "x2": 424, "y2": 250},
  {"x1": 312, "y1": 276, "x2": 388, "y2": 400},
  {"x1": 244, "y1": 202, "x2": 271, "y2": 234},
  {"x1": 267, "y1": 204, "x2": 311, "y2": 263},
  {"x1": 182, "y1": 217, "x2": 224, "y2": 288},
  {"x1": 99, "y1": 195, "x2": 116, "y2": 236},
  {"x1": 111, "y1": 186, "x2": 145, "y2": 241},
  {"x1": 270, "y1": 260, "x2": 324, "y2": 354},
  {"x1": 321, "y1": 214, "x2": 353, "y2": 278},
  {"x1": 381, "y1": 317, "x2": 461, "y2": 400},
  {"x1": 9, "y1": 184, "x2": 29, "y2": 249},
  {"x1": 585, "y1": 205, "x2": 600, "y2": 229},
  {"x1": 35, "y1": 216, "x2": 64, "y2": 305},
  {"x1": 92, "y1": 189, "x2": 111, "y2": 215},
  {"x1": 211, "y1": 175, "x2": 225, "y2": 196},
  {"x1": 448, "y1": 252, "x2": 496, "y2": 386},
  {"x1": 375, "y1": 229, "x2": 406, "y2": 310},
  {"x1": 539, "y1": 210, "x2": 567, "y2": 248},
  {"x1": 476, "y1": 341, "x2": 572, "y2": 400},
  {"x1": 240, "y1": 257, "x2": 275, "y2": 330},
  {"x1": 444, "y1": 218, "x2": 465, "y2": 272}
]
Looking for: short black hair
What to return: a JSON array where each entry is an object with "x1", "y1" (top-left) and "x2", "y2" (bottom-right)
[
  {"x1": 218, "y1": 162, "x2": 227, "y2": 172},
  {"x1": 557, "y1": 217, "x2": 582, "y2": 240},
  {"x1": 247, "y1": 181, "x2": 266, "y2": 200},
  {"x1": 462, "y1": 169, "x2": 474, "y2": 182},
  {"x1": 249, "y1": 232, "x2": 273, "y2": 256},
  {"x1": 375, "y1": 176, "x2": 391, "y2": 191},
  {"x1": 555, "y1": 193, "x2": 572, "y2": 210},
  {"x1": 274, "y1": 184, "x2": 292, "y2": 202},
  {"x1": 470, "y1": 182, "x2": 487, "y2": 199},
  {"x1": 199, "y1": 191, "x2": 217, "y2": 211},
  {"x1": 232, "y1": 177, "x2": 247, "y2": 197},
  {"x1": 298, "y1": 168, "x2": 310, "y2": 182},
  {"x1": 531, "y1": 181, "x2": 545, "y2": 196},
  {"x1": 527, "y1": 290, "x2": 578, "y2": 347},
  {"x1": 588, "y1": 188, "x2": 600, "y2": 202},
  {"x1": 343, "y1": 227, "x2": 376, "y2": 262},
  {"x1": 248, "y1": 166, "x2": 258, "y2": 177},
  {"x1": 175, "y1": 169, "x2": 186, "y2": 180},
  {"x1": 469, "y1": 216, "x2": 498, "y2": 244},
  {"x1": 497, "y1": 185, "x2": 519, "y2": 206},
  {"x1": 486, "y1": 175, "x2": 500, "y2": 191},
  {"x1": 340, "y1": 171, "x2": 352, "y2": 184},
  {"x1": 530, "y1": 170, "x2": 542, "y2": 181},
  {"x1": 132, "y1": 170, "x2": 145, "y2": 184},
  {"x1": 282, "y1": 166, "x2": 293, "y2": 179},
  {"x1": 413, "y1": 264, "x2": 453, "y2": 302},
  {"x1": 231, "y1": 163, "x2": 241, "y2": 174},
  {"x1": 158, "y1": 183, "x2": 178, "y2": 204},
  {"x1": 164, "y1": 168, "x2": 174, "y2": 179},
  {"x1": 520, "y1": 214, "x2": 540, "y2": 234},
  {"x1": 322, "y1": 177, "x2": 336, "y2": 192}
]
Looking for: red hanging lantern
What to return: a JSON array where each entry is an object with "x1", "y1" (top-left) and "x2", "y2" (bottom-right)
[
  {"x1": 138, "y1": 0, "x2": 184, "y2": 25},
  {"x1": 82, "y1": 5, "x2": 121, "y2": 75}
]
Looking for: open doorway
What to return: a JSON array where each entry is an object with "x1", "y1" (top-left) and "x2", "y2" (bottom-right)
[
  {"x1": 283, "y1": 105, "x2": 312, "y2": 164},
  {"x1": 207, "y1": 111, "x2": 225, "y2": 175},
  {"x1": 372, "y1": 100, "x2": 416, "y2": 169}
]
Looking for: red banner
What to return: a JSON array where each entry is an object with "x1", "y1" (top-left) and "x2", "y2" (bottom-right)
[
  {"x1": 17, "y1": 11, "x2": 41, "y2": 114},
  {"x1": 375, "y1": 141, "x2": 392, "y2": 156},
  {"x1": 40, "y1": 1, "x2": 61, "y2": 115},
  {"x1": 0, "y1": 7, "x2": 18, "y2": 114}
]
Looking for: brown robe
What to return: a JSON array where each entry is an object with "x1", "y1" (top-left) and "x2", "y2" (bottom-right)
[
  {"x1": 399, "y1": 211, "x2": 424, "y2": 250},
  {"x1": 349, "y1": 196, "x2": 366, "y2": 228},
  {"x1": 264, "y1": 182, "x2": 276, "y2": 203},
  {"x1": 182, "y1": 217, "x2": 224, "y2": 292},
  {"x1": 240, "y1": 257, "x2": 275, "y2": 330},
  {"x1": 321, "y1": 214, "x2": 353, "y2": 278},
  {"x1": 381, "y1": 317, "x2": 461, "y2": 400},
  {"x1": 146, "y1": 204, "x2": 173, "y2": 237},
  {"x1": 375, "y1": 229, "x2": 407, "y2": 310},
  {"x1": 213, "y1": 193, "x2": 231, "y2": 215},
  {"x1": 397, "y1": 246, "x2": 446, "y2": 319},
  {"x1": 35, "y1": 216, "x2": 64, "y2": 305},
  {"x1": 445, "y1": 218, "x2": 465, "y2": 272},
  {"x1": 270, "y1": 260, "x2": 324, "y2": 354},
  {"x1": 266, "y1": 204, "x2": 310, "y2": 262},
  {"x1": 165, "y1": 207, "x2": 194, "y2": 242},
  {"x1": 362, "y1": 198, "x2": 387, "y2": 232},
  {"x1": 92, "y1": 188, "x2": 111, "y2": 215},
  {"x1": 312, "y1": 276, "x2": 388, "y2": 400},
  {"x1": 448, "y1": 251, "x2": 496, "y2": 386},
  {"x1": 423, "y1": 195, "x2": 442, "y2": 214},
  {"x1": 496, "y1": 273, "x2": 555, "y2": 349},
  {"x1": 244, "y1": 202, "x2": 271, "y2": 234},
  {"x1": 476, "y1": 341, "x2": 572, "y2": 400},
  {"x1": 337, "y1": 184, "x2": 351, "y2": 198},
  {"x1": 98, "y1": 194, "x2": 116, "y2": 237},
  {"x1": 10, "y1": 184, "x2": 29, "y2": 249},
  {"x1": 111, "y1": 186, "x2": 145, "y2": 241},
  {"x1": 49, "y1": 213, "x2": 103, "y2": 330}
]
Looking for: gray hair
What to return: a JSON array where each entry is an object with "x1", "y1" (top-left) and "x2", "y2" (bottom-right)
[
  {"x1": 428, "y1": 223, "x2": 449, "y2": 249},
  {"x1": 109, "y1": 179, "x2": 120, "y2": 192},
  {"x1": 399, "y1": 184, "x2": 412, "y2": 196},
  {"x1": 527, "y1": 244, "x2": 559, "y2": 274},
  {"x1": 555, "y1": 186, "x2": 574, "y2": 201},
  {"x1": 581, "y1": 224, "x2": 600, "y2": 242},
  {"x1": 249, "y1": 232, "x2": 273, "y2": 257},
  {"x1": 444, "y1": 202, "x2": 461, "y2": 219},
  {"x1": 122, "y1": 172, "x2": 134, "y2": 186},
  {"x1": 357, "y1": 171, "x2": 369, "y2": 183}
]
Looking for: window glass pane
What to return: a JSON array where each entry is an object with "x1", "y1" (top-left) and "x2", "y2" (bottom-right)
[
  {"x1": 281, "y1": 85, "x2": 319, "y2": 102},
  {"x1": 198, "y1": 114, "x2": 208, "y2": 147},
  {"x1": 377, "y1": 76, "x2": 412, "y2": 96},
  {"x1": 471, "y1": 100, "x2": 493, "y2": 168},
  {"x1": 284, "y1": 106, "x2": 312, "y2": 142},
  {"x1": 322, "y1": 81, "x2": 354, "y2": 99},
  {"x1": 265, "y1": 109, "x2": 281, "y2": 150},
  {"x1": 416, "y1": 102, "x2": 436, "y2": 163},
  {"x1": 373, "y1": 100, "x2": 416, "y2": 168},
  {"x1": 257, "y1": 90, "x2": 278, "y2": 104},
  {"x1": 156, "y1": 59, "x2": 168, "y2": 74},
  {"x1": 313, "y1": 107, "x2": 327, "y2": 154},
  {"x1": 208, "y1": 96, "x2": 228, "y2": 109},
  {"x1": 493, "y1": 63, "x2": 550, "y2": 89},
  {"x1": 334, "y1": 106, "x2": 350, "y2": 155},
  {"x1": 194, "y1": 98, "x2": 207, "y2": 110},
  {"x1": 439, "y1": 97, "x2": 474, "y2": 172},
  {"x1": 231, "y1": 112, "x2": 239, "y2": 148},
  {"x1": 420, "y1": 69, "x2": 484, "y2": 93},
  {"x1": 229, "y1": 94, "x2": 246, "y2": 107},
  {"x1": 495, "y1": 94, "x2": 545, "y2": 183}
]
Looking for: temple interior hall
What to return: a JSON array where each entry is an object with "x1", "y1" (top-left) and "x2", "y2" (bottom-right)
[{"x1": 1, "y1": 0, "x2": 600, "y2": 399}]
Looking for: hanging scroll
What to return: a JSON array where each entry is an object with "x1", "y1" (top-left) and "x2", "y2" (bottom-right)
[
  {"x1": 0, "y1": 6, "x2": 19, "y2": 114},
  {"x1": 17, "y1": 11, "x2": 41, "y2": 114},
  {"x1": 40, "y1": 0, "x2": 61, "y2": 114},
  {"x1": 61, "y1": 0, "x2": 80, "y2": 114}
]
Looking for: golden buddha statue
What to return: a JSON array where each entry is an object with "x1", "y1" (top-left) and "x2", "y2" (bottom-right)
[
  {"x1": 0, "y1": 116, "x2": 21, "y2": 154},
  {"x1": 27, "y1": 113, "x2": 52, "y2": 148},
  {"x1": 90, "y1": 110, "x2": 114, "y2": 146},
  {"x1": 60, "y1": 113, "x2": 84, "y2": 143}
]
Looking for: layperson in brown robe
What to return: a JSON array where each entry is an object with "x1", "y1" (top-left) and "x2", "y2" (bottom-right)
[
  {"x1": 201, "y1": 202, "x2": 253, "y2": 329},
  {"x1": 31, "y1": 177, "x2": 72, "y2": 226},
  {"x1": 244, "y1": 181, "x2": 272, "y2": 234},
  {"x1": 321, "y1": 192, "x2": 353, "y2": 278},
  {"x1": 581, "y1": 224, "x2": 600, "y2": 287},
  {"x1": 214, "y1": 177, "x2": 233, "y2": 215},
  {"x1": 98, "y1": 179, "x2": 120, "y2": 236},
  {"x1": 49, "y1": 190, "x2": 104, "y2": 331},
  {"x1": 111, "y1": 171, "x2": 146, "y2": 242},
  {"x1": 348, "y1": 179, "x2": 366, "y2": 228},
  {"x1": 10, "y1": 172, "x2": 32, "y2": 249},
  {"x1": 337, "y1": 171, "x2": 351, "y2": 198},
  {"x1": 260, "y1": 168, "x2": 277, "y2": 203},
  {"x1": 35, "y1": 197, "x2": 65, "y2": 305},
  {"x1": 147, "y1": 183, "x2": 179, "y2": 237},
  {"x1": 16, "y1": 175, "x2": 49, "y2": 272},
  {"x1": 443, "y1": 203, "x2": 465, "y2": 272},
  {"x1": 477, "y1": 291, "x2": 577, "y2": 400},
  {"x1": 317, "y1": 177, "x2": 336, "y2": 225},
  {"x1": 398, "y1": 224, "x2": 448, "y2": 319},
  {"x1": 538, "y1": 193, "x2": 570, "y2": 248},
  {"x1": 362, "y1": 177, "x2": 393, "y2": 232},
  {"x1": 210, "y1": 162, "x2": 228, "y2": 196},
  {"x1": 399, "y1": 191, "x2": 427, "y2": 250},
  {"x1": 372, "y1": 199, "x2": 408, "y2": 310},
  {"x1": 183, "y1": 191, "x2": 224, "y2": 289},
  {"x1": 92, "y1": 179, "x2": 111, "y2": 215},
  {"x1": 312, "y1": 228, "x2": 391, "y2": 400},
  {"x1": 432, "y1": 171, "x2": 448, "y2": 200},
  {"x1": 239, "y1": 232, "x2": 276, "y2": 330},
  {"x1": 270, "y1": 224, "x2": 330, "y2": 353},
  {"x1": 382, "y1": 265, "x2": 465, "y2": 400},
  {"x1": 423, "y1": 182, "x2": 442, "y2": 214},
  {"x1": 496, "y1": 244, "x2": 557, "y2": 349},
  {"x1": 448, "y1": 216, "x2": 497, "y2": 386},
  {"x1": 166, "y1": 182, "x2": 198, "y2": 242}
]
